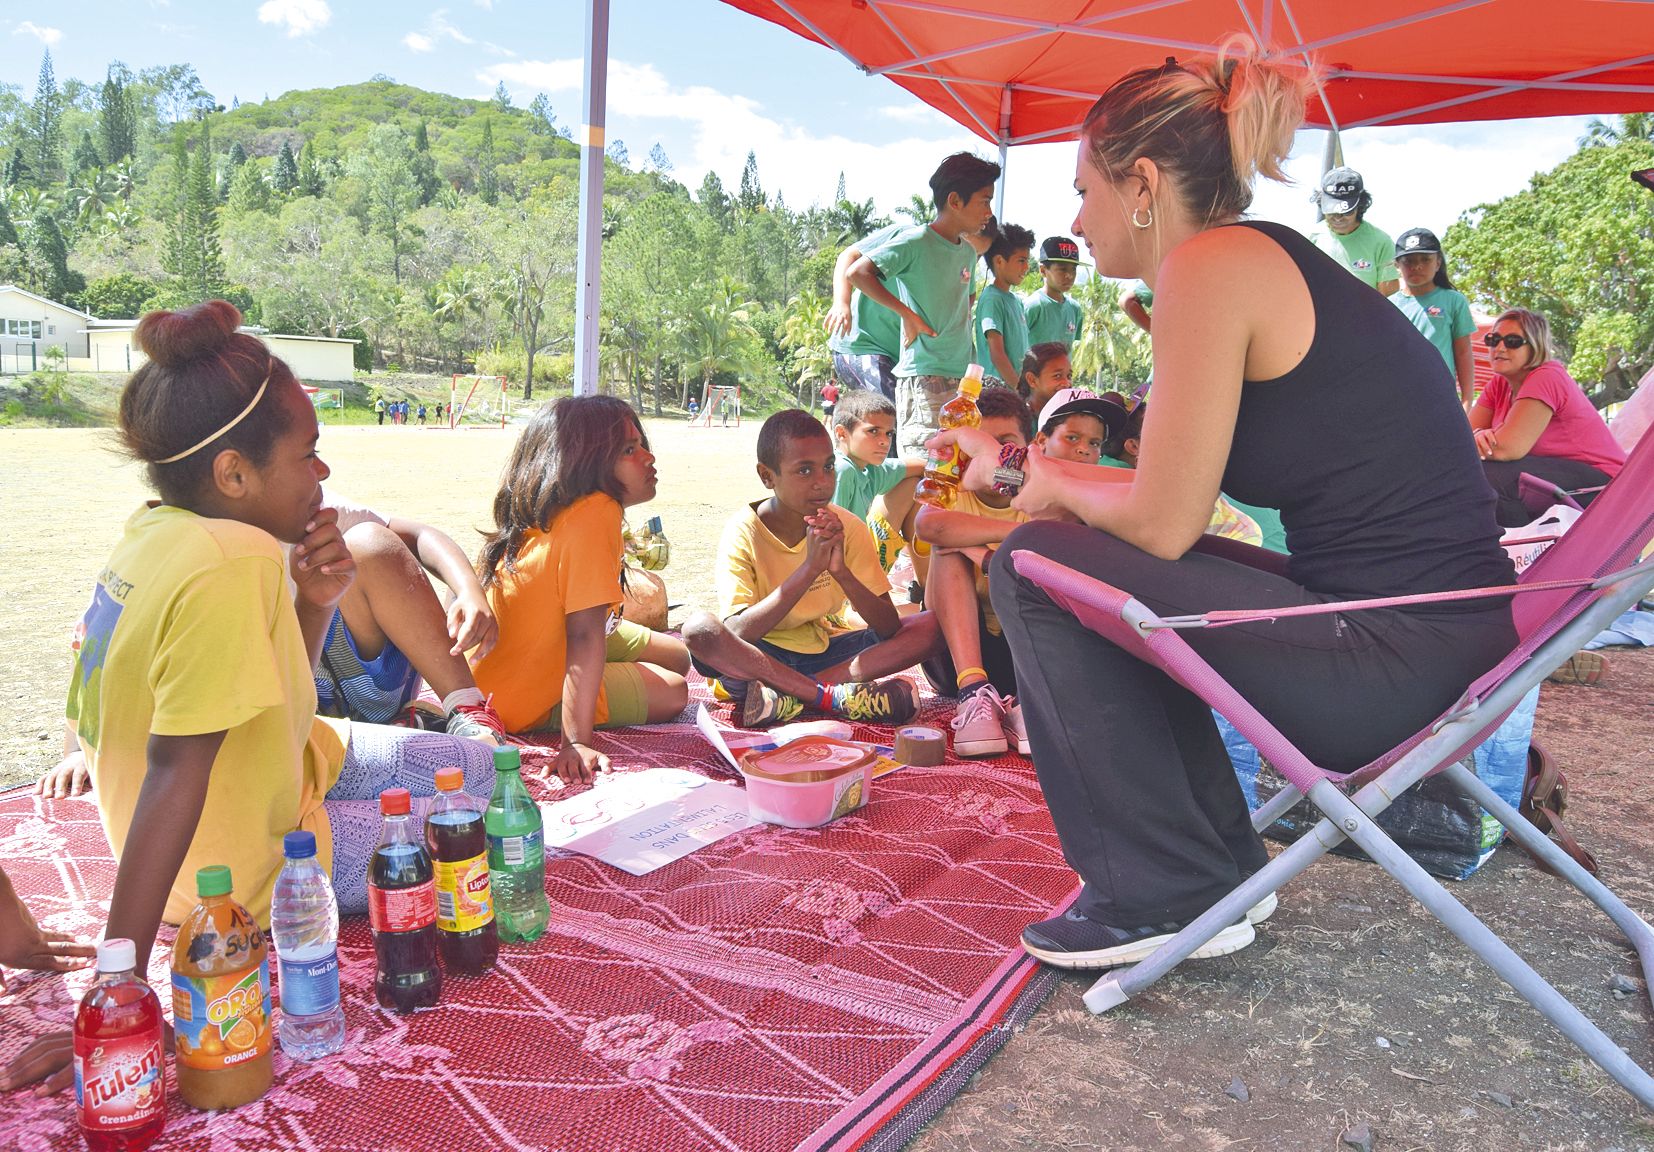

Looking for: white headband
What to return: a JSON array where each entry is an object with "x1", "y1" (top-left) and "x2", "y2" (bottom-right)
[{"x1": 155, "y1": 372, "x2": 272, "y2": 465}]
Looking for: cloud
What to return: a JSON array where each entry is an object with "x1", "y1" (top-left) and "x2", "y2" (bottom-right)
[
  {"x1": 257, "y1": 0, "x2": 331, "y2": 37},
  {"x1": 880, "y1": 103, "x2": 948, "y2": 126},
  {"x1": 474, "y1": 0, "x2": 493, "y2": 8},
  {"x1": 402, "y1": 10, "x2": 476, "y2": 54},
  {"x1": 14, "y1": 21, "x2": 63, "y2": 46},
  {"x1": 403, "y1": 32, "x2": 434, "y2": 53}
]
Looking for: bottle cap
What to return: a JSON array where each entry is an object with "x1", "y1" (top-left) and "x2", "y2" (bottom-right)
[
  {"x1": 96, "y1": 938, "x2": 137, "y2": 973},
  {"x1": 434, "y1": 766, "x2": 464, "y2": 792},
  {"x1": 492, "y1": 745, "x2": 522, "y2": 773},
  {"x1": 283, "y1": 830, "x2": 318, "y2": 859},
  {"x1": 196, "y1": 865, "x2": 233, "y2": 897},
  {"x1": 960, "y1": 364, "x2": 984, "y2": 397},
  {"x1": 379, "y1": 787, "x2": 412, "y2": 815}
]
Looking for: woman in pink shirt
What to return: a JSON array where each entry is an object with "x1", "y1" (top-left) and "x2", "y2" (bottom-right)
[{"x1": 1472, "y1": 308, "x2": 1626, "y2": 526}]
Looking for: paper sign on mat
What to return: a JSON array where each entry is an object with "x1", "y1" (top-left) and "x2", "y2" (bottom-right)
[{"x1": 549, "y1": 769, "x2": 761, "y2": 876}]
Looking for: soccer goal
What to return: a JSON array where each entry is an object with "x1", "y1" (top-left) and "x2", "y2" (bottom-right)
[
  {"x1": 689, "y1": 384, "x2": 742, "y2": 428},
  {"x1": 449, "y1": 374, "x2": 510, "y2": 429}
]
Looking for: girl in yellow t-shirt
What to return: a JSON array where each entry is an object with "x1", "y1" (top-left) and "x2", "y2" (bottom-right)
[
  {"x1": 471, "y1": 396, "x2": 689, "y2": 785},
  {"x1": 57, "y1": 301, "x2": 496, "y2": 988}
]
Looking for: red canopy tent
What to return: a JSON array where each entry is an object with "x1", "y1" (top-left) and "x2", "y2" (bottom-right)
[{"x1": 717, "y1": 0, "x2": 1654, "y2": 145}]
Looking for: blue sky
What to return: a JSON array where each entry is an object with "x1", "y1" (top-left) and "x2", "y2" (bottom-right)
[{"x1": 9, "y1": 3, "x2": 1596, "y2": 270}]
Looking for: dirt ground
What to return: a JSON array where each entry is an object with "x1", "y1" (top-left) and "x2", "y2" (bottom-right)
[{"x1": 2, "y1": 420, "x2": 1651, "y2": 1151}]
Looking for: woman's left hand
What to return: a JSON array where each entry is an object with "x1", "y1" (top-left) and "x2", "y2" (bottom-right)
[
  {"x1": 552, "y1": 739, "x2": 610, "y2": 785},
  {"x1": 1473, "y1": 426, "x2": 1498, "y2": 460},
  {"x1": 447, "y1": 592, "x2": 498, "y2": 659},
  {"x1": 292, "y1": 507, "x2": 356, "y2": 611}
]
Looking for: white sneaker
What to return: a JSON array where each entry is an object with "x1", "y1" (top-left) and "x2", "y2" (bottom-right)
[
  {"x1": 950, "y1": 686, "x2": 1009, "y2": 758},
  {"x1": 1001, "y1": 698, "x2": 1031, "y2": 755}
]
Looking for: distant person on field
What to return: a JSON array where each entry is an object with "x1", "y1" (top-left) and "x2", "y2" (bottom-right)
[
  {"x1": 1306, "y1": 166, "x2": 1398, "y2": 296},
  {"x1": 375, "y1": 396, "x2": 386, "y2": 425},
  {"x1": 974, "y1": 222, "x2": 1036, "y2": 388},
  {"x1": 417, "y1": 403, "x2": 428, "y2": 426},
  {"x1": 830, "y1": 388, "x2": 927, "y2": 579},
  {"x1": 847, "y1": 152, "x2": 1001, "y2": 458},
  {"x1": 1388, "y1": 227, "x2": 1476, "y2": 409},
  {"x1": 681, "y1": 409, "x2": 939, "y2": 728},
  {"x1": 471, "y1": 397, "x2": 690, "y2": 783},
  {"x1": 1023, "y1": 235, "x2": 1085, "y2": 350},
  {"x1": 1473, "y1": 308, "x2": 1626, "y2": 526},
  {"x1": 687, "y1": 396, "x2": 700, "y2": 420},
  {"x1": 820, "y1": 378, "x2": 839, "y2": 424}
]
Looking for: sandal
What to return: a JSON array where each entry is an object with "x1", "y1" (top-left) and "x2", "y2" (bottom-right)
[{"x1": 1546, "y1": 650, "x2": 1611, "y2": 686}]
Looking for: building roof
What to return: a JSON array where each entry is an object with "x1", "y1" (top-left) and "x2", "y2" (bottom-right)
[
  {"x1": 83, "y1": 318, "x2": 358, "y2": 345},
  {"x1": 0, "y1": 284, "x2": 93, "y2": 320}
]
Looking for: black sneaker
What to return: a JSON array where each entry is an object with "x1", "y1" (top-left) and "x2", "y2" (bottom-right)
[
  {"x1": 907, "y1": 580, "x2": 925, "y2": 606},
  {"x1": 1020, "y1": 907, "x2": 1255, "y2": 970}
]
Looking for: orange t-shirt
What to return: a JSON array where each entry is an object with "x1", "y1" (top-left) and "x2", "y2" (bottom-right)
[{"x1": 471, "y1": 492, "x2": 624, "y2": 732}]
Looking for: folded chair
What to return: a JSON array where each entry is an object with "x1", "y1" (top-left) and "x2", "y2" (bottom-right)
[{"x1": 1009, "y1": 431, "x2": 1654, "y2": 1107}]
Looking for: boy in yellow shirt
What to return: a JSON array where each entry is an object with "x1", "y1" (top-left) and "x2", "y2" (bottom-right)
[{"x1": 683, "y1": 410, "x2": 941, "y2": 727}]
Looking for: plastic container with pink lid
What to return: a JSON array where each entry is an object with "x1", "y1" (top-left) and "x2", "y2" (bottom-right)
[{"x1": 738, "y1": 736, "x2": 874, "y2": 828}]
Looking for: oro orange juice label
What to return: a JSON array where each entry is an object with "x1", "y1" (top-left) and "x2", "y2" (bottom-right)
[{"x1": 171, "y1": 959, "x2": 273, "y2": 1071}]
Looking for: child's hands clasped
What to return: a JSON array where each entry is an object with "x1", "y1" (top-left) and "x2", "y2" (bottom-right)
[
  {"x1": 292, "y1": 507, "x2": 357, "y2": 611},
  {"x1": 804, "y1": 509, "x2": 843, "y2": 576}
]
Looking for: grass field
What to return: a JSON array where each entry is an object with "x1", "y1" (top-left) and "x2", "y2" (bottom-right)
[{"x1": 0, "y1": 414, "x2": 756, "y2": 791}]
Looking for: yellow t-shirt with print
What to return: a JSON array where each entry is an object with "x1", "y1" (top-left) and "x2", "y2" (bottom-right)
[
  {"x1": 471, "y1": 491, "x2": 625, "y2": 732},
  {"x1": 716, "y1": 502, "x2": 891, "y2": 654},
  {"x1": 66, "y1": 505, "x2": 346, "y2": 926},
  {"x1": 948, "y1": 489, "x2": 1028, "y2": 636}
]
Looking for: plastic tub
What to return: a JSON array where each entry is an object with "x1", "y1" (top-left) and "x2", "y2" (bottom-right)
[{"x1": 738, "y1": 736, "x2": 875, "y2": 828}]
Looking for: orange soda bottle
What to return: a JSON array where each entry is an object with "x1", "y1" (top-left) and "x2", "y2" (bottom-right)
[
  {"x1": 170, "y1": 865, "x2": 274, "y2": 1111},
  {"x1": 913, "y1": 364, "x2": 985, "y2": 509}
]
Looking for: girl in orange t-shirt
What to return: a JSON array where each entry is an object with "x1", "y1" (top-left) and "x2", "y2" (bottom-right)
[{"x1": 471, "y1": 397, "x2": 689, "y2": 783}]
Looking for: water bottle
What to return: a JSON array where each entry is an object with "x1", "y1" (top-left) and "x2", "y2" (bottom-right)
[
  {"x1": 485, "y1": 746, "x2": 550, "y2": 942},
  {"x1": 270, "y1": 831, "x2": 347, "y2": 1059}
]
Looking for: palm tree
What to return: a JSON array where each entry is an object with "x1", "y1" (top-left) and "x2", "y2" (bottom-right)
[
  {"x1": 1069, "y1": 274, "x2": 1150, "y2": 390},
  {"x1": 73, "y1": 170, "x2": 121, "y2": 229},
  {"x1": 780, "y1": 291, "x2": 835, "y2": 405},
  {"x1": 896, "y1": 193, "x2": 932, "y2": 225},
  {"x1": 1579, "y1": 113, "x2": 1654, "y2": 148},
  {"x1": 433, "y1": 266, "x2": 485, "y2": 368},
  {"x1": 681, "y1": 276, "x2": 762, "y2": 408}
]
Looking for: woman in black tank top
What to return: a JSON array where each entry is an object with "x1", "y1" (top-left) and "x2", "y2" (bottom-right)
[{"x1": 929, "y1": 42, "x2": 1516, "y2": 971}]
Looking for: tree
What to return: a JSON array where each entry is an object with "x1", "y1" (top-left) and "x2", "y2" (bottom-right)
[
  {"x1": 834, "y1": 172, "x2": 847, "y2": 204},
  {"x1": 606, "y1": 140, "x2": 630, "y2": 168},
  {"x1": 80, "y1": 272, "x2": 160, "y2": 318},
  {"x1": 647, "y1": 143, "x2": 673, "y2": 176},
  {"x1": 1069, "y1": 273, "x2": 1150, "y2": 389},
  {"x1": 28, "y1": 51, "x2": 64, "y2": 187},
  {"x1": 226, "y1": 141, "x2": 248, "y2": 170},
  {"x1": 489, "y1": 190, "x2": 577, "y2": 400},
  {"x1": 410, "y1": 122, "x2": 439, "y2": 204},
  {"x1": 897, "y1": 192, "x2": 932, "y2": 224},
  {"x1": 297, "y1": 142, "x2": 327, "y2": 198},
  {"x1": 162, "y1": 120, "x2": 228, "y2": 305},
  {"x1": 0, "y1": 200, "x2": 17, "y2": 249},
  {"x1": 682, "y1": 276, "x2": 763, "y2": 407},
  {"x1": 527, "y1": 93, "x2": 556, "y2": 136},
  {"x1": 98, "y1": 71, "x2": 138, "y2": 164},
  {"x1": 70, "y1": 131, "x2": 102, "y2": 184},
  {"x1": 24, "y1": 208, "x2": 82, "y2": 303},
  {"x1": 72, "y1": 169, "x2": 121, "y2": 229},
  {"x1": 1579, "y1": 113, "x2": 1654, "y2": 149},
  {"x1": 346, "y1": 123, "x2": 422, "y2": 283},
  {"x1": 4, "y1": 150, "x2": 30, "y2": 189},
  {"x1": 273, "y1": 141, "x2": 299, "y2": 194},
  {"x1": 138, "y1": 64, "x2": 213, "y2": 124},
  {"x1": 493, "y1": 81, "x2": 512, "y2": 111},
  {"x1": 697, "y1": 171, "x2": 733, "y2": 233},
  {"x1": 780, "y1": 291, "x2": 834, "y2": 404},
  {"x1": 478, "y1": 118, "x2": 499, "y2": 206},
  {"x1": 227, "y1": 161, "x2": 272, "y2": 213},
  {"x1": 738, "y1": 150, "x2": 764, "y2": 212}
]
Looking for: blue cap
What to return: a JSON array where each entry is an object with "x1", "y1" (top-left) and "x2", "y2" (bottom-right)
[{"x1": 283, "y1": 830, "x2": 318, "y2": 859}]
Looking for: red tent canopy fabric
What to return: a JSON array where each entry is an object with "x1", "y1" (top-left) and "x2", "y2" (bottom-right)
[{"x1": 721, "y1": 0, "x2": 1654, "y2": 145}]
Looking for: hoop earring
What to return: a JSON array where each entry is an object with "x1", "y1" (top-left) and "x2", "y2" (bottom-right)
[{"x1": 1131, "y1": 206, "x2": 1153, "y2": 230}]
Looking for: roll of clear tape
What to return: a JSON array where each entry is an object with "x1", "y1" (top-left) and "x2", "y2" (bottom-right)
[{"x1": 894, "y1": 725, "x2": 946, "y2": 766}]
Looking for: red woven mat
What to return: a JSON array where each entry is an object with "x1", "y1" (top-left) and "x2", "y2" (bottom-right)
[{"x1": 1, "y1": 689, "x2": 1076, "y2": 1152}]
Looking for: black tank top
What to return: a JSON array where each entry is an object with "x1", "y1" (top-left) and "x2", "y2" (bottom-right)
[{"x1": 1220, "y1": 220, "x2": 1513, "y2": 601}]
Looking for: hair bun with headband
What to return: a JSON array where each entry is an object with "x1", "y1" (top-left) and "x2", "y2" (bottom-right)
[{"x1": 134, "y1": 299, "x2": 244, "y2": 369}]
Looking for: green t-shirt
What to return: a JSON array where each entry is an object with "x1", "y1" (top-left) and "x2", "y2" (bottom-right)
[
  {"x1": 832, "y1": 453, "x2": 909, "y2": 520},
  {"x1": 869, "y1": 224, "x2": 976, "y2": 378},
  {"x1": 1308, "y1": 220, "x2": 1395, "y2": 288},
  {"x1": 831, "y1": 222, "x2": 905, "y2": 361},
  {"x1": 1023, "y1": 290, "x2": 1083, "y2": 348},
  {"x1": 1389, "y1": 286, "x2": 1474, "y2": 373},
  {"x1": 974, "y1": 284, "x2": 1031, "y2": 382}
]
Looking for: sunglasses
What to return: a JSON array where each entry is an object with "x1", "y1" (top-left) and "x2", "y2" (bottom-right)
[{"x1": 1483, "y1": 333, "x2": 1530, "y2": 350}]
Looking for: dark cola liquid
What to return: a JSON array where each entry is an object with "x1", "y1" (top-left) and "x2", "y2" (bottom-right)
[
  {"x1": 426, "y1": 810, "x2": 499, "y2": 976},
  {"x1": 369, "y1": 843, "x2": 442, "y2": 1012}
]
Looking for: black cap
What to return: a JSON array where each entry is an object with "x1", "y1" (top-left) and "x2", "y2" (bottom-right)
[
  {"x1": 1315, "y1": 166, "x2": 1366, "y2": 215},
  {"x1": 1394, "y1": 227, "x2": 1441, "y2": 258},
  {"x1": 1038, "y1": 236, "x2": 1081, "y2": 264}
]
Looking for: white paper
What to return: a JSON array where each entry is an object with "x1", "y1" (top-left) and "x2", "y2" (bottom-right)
[{"x1": 555, "y1": 775, "x2": 761, "y2": 876}]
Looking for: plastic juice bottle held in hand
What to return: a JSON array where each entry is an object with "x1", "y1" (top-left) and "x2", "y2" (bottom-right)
[
  {"x1": 426, "y1": 766, "x2": 498, "y2": 975},
  {"x1": 485, "y1": 746, "x2": 550, "y2": 943},
  {"x1": 171, "y1": 866, "x2": 274, "y2": 1111},
  {"x1": 913, "y1": 364, "x2": 985, "y2": 509},
  {"x1": 368, "y1": 788, "x2": 443, "y2": 1012},
  {"x1": 74, "y1": 938, "x2": 166, "y2": 1152},
  {"x1": 270, "y1": 831, "x2": 346, "y2": 1060}
]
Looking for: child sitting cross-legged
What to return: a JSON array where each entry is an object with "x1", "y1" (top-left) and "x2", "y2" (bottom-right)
[
  {"x1": 682, "y1": 409, "x2": 941, "y2": 728},
  {"x1": 829, "y1": 388, "x2": 929, "y2": 580}
]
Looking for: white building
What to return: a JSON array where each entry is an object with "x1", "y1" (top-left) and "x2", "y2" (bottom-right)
[{"x1": 0, "y1": 284, "x2": 92, "y2": 370}]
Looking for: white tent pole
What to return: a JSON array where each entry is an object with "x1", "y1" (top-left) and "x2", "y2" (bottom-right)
[
  {"x1": 573, "y1": 0, "x2": 610, "y2": 397},
  {"x1": 995, "y1": 85, "x2": 1011, "y2": 222}
]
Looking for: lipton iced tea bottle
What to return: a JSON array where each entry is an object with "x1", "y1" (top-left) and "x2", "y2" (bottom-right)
[
  {"x1": 75, "y1": 938, "x2": 166, "y2": 1151},
  {"x1": 913, "y1": 364, "x2": 984, "y2": 509},
  {"x1": 171, "y1": 866, "x2": 273, "y2": 1111},
  {"x1": 425, "y1": 767, "x2": 498, "y2": 976}
]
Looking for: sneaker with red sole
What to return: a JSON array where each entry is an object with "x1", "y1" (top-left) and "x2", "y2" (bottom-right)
[{"x1": 446, "y1": 701, "x2": 507, "y2": 745}]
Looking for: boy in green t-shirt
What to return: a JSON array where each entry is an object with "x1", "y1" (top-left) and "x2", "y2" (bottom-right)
[
  {"x1": 829, "y1": 390, "x2": 928, "y2": 577},
  {"x1": 1023, "y1": 235, "x2": 1084, "y2": 350},
  {"x1": 1306, "y1": 167, "x2": 1398, "y2": 296},
  {"x1": 974, "y1": 222, "x2": 1035, "y2": 388},
  {"x1": 848, "y1": 152, "x2": 1000, "y2": 459}
]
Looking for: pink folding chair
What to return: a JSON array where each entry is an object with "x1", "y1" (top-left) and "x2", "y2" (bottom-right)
[{"x1": 1010, "y1": 431, "x2": 1654, "y2": 1106}]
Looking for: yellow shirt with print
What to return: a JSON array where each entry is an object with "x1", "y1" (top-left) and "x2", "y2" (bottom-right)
[
  {"x1": 66, "y1": 505, "x2": 346, "y2": 926},
  {"x1": 948, "y1": 489, "x2": 1028, "y2": 636},
  {"x1": 716, "y1": 502, "x2": 891, "y2": 654}
]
